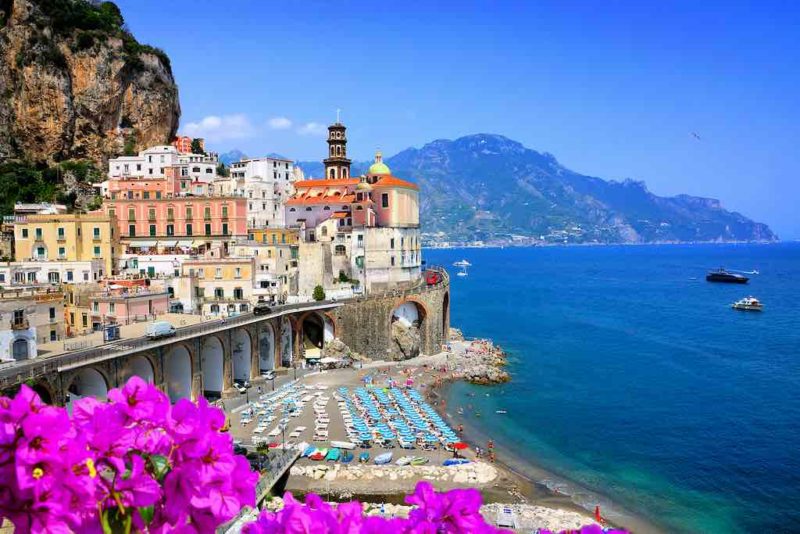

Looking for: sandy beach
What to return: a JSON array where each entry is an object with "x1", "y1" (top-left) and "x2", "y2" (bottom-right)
[{"x1": 227, "y1": 340, "x2": 609, "y2": 532}]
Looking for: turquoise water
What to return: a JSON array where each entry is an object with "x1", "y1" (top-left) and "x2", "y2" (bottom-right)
[{"x1": 425, "y1": 244, "x2": 800, "y2": 533}]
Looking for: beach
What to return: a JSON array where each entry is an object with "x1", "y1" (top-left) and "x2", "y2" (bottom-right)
[{"x1": 228, "y1": 338, "x2": 607, "y2": 532}]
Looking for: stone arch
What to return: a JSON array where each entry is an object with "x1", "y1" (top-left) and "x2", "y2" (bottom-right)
[
  {"x1": 280, "y1": 316, "x2": 293, "y2": 367},
  {"x1": 122, "y1": 354, "x2": 155, "y2": 384},
  {"x1": 232, "y1": 328, "x2": 251, "y2": 383},
  {"x1": 164, "y1": 344, "x2": 193, "y2": 401},
  {"x1": 390, "y1": 299, "x2": 428, "y2": 327},
  {"x1": 259, "y1": 324, "x2": 275, "y2": 372},
  {"x1": 32, "y1": 381, "x2": 55, "y2": 405},
  {"x1": 389, "y1": 299, "x2": 428, "y2": 360},
  {"x1": 67, "y1": 367, "x2": 109, "y2": 400},
  {"x1": 200, "y1": 336, "x2": 224, "y2": 399}
]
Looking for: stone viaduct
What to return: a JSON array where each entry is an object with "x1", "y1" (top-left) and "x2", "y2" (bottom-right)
[{"x1": 0, "y1": 272, "x2": 450, "y2": 406}]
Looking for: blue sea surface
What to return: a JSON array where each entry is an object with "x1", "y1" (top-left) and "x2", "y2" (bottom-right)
[{"x1": 425, "y1": 243, "x2": 800, "y2": 533}]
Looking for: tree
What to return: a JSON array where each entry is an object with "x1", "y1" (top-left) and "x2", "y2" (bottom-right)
[
  {"x1": 312, "y1": 285, "x2": 325, "y2": 302},
  {"x1": 191, "y1": 138, "x2": 204, "y2": 154},
  {"x1": 216, "y1": 163, "x2": 229, "y2": 177}
]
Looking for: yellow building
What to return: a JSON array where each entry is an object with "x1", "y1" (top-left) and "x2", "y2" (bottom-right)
[
  {"x1": 176, "y1": 257, "x2": 256, "y2": 317},
  {"x1": 247, "y1": 228, "x2": 299, "y2": 246},
  {"x1": 63, "y1": 282, "x2": 102, "y2": 337},
  {"x1": 14, "y1": 214, "x2": 119, "y2": 276}
]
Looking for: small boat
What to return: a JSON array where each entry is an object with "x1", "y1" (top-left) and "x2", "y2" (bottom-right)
[
  {"x1": 374, "y1": 452, "x2": 393, "y2": 465},
  {"x1": 496, "y1": 410, "x2": 507, "y2": 414},
  {"x1": 457, "y1": 407, "x2": 464, "y2": 415},
  {"x1": 359, "y1": 452, "x2": 370, "y2": 463},
  {"x1": 330, "y1": 440, "x2": 356, "y2": 450},
  {"x1": 309, "y1": 448, "x2": 327, "y2": 461},
  {"x1": 443, "y1": 458, "x2": 471, "y2": 466},
  {"x1": 301, "y1": 445, "x2": 316, "y2": 458},
  {"x1": 732, "y1": 296, "x2": 763, "y2": 311},
  {"x1": 706, "y1": 268, "x2": 749, "y2": 284},
  {"x1": 325, "y1": 448, "x2": 341, "y2": 462},
  {"x1": 341, "y1": 452, "x2": 354, "y2": 464},
  {"x1": 410, "y1": 456, "x2": 429, "y2": 466},
  {"x1": 396, "y1": 456, "x2": 414, "y2": 466},
  {"x1": 453, "y1": 260, "x2": 472, "y2": 267}
]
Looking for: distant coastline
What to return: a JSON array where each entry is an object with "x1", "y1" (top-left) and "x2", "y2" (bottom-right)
[{"x1": 423, "y1": 239, "x2": 782, "y2": 250}]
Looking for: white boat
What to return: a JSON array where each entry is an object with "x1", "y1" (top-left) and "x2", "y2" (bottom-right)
[
  {"x1": 456, "y1": 265, "x2": 469, "y2": 277},
  {"x1": 453, "y1": 260, "x2": 472, "y2": 267},
  {"x1": 495, "y1": 410, "x2": 507, "y2": 414},
  {"x1": 330, "y1": 440, "x2": 356, "y2": 450},
  {"x1": 396, "y1": 456, "x2": 415, "y2": 466},
  {"x1": 732, "y1": 296, "x2": 763, "y2": 311}
]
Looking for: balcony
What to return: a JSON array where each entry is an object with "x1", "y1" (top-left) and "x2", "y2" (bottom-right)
[{"x1": 10, "y1": 318, "x2": 29, "y2": 330}]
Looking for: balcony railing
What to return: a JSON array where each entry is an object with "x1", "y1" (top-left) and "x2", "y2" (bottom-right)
[{"x1": 10, "y1": 318, "x2": 29, "y2": 330}]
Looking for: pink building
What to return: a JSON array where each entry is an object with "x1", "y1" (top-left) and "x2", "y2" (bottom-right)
[
  {"x1": 107, "y1": 167, "x2": 211, "y2": 200},
  {"x1": 89, "y1": 287, "x2": 169, "y2": 327}
]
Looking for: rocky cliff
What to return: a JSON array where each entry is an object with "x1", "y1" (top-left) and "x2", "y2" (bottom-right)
[{"x1": 0, "y1": 0, "x2": 180, "y2": 165}]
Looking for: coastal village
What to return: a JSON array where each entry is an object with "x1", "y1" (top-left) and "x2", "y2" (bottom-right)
[{"x1": 0, "y1": 120, "x2": 601, "y2": 532}]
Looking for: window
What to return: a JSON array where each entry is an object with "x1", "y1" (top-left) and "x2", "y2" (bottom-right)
[
  {"x1": 233, "y1": 287, "x2": 243, "y2": 300},
  {"x1": 21, "y1": 229, "x2": 28, "y2": 238},
  {"x1": 215, "y1": 268, "x2": 222, "y2": 279},
  {"x1": 166, "y1": 224, "x2": 174, "y2": 236},
  {"x1": 36, "y1": 247, "x2": 46, "y2": 259},
  {"x1": 0, "y1": 274, "x2": 4, "y2": 282},
  {"x1": 83, "y1": 271, "x2": 89, "y2": 282},
  {"x1": 186, "y1": 207, "x2": 193, "y2": 219},
  {"x1": 167, "y1": 207, "x2": 174, "y2": 220},
  {"x1": 94, "y1": 246, "x2": 101, "y2": 257},
  {"x1": 221, "y1": 206, "x2": 228, "y2": 219},
  {"x1": 27, "y1": 272, "x2": 36, "y2": 283},
  {"x1": 205, "y1": 223, "x2": 211, "y2": 236},
  {"x1": 192, "y1": 166, "x2": 200, "y2": 173},
  {"x1": 149, "y1": 225, "x2": 156, "y2": 237},
  {"x1": 50, "y1": 330, "x2": 57, "y2": 342},
  {"x1": 214, "y1": 287, "x2": 224, "y2": 299},
  {"x1": 58, "y1": 247, "x2": 66, "y2": 258},
  {"x1": 13, "y1": 339, "x2": 28, "y2": 361},
  {"x1": 128, "y1": 225, "x2": 136, "y2": 237},
  {"x1": 234, "y1": 267, "x2": 241, "y2": 278},
  {"x1": 66, "y1": 270, "x2": 73, "y2": 281},
  {"x1": 155, "y1": 191, "x2": 161, "y2": 199},
  {"x1": 222, "y1": 223, "x2": 228, "y2": 235},
  {"x1": 390, "y1": 238, "x2": 395, "y2": 249},
  {"x1": 204, "y1": 207, "x2": 211, "y2": 219},
  {"x1": 35, "y1": 228, "x2": 42, "y2": 240},
  {"x1": 57, "y1": 227, "x2": 65, "y2": 239},
  {"x1": 92, "y1": 302, "x2": 99, "y2": 312},
  {"x1": 391, "y1": 256, "x2": 395, "y2": 266},
  {"x1": 82, "y1": 314, "x2": 88, "y2": 327},
  {"x1": 109, "y1": 302, "x2": 115, "y2": 313},
  {"x1": 143, "y1": 191, "x2": 150, "y2": 199},
  {"x1": 128, "y1": 208, "x2": 136, "y2": 221},
  {"x1": 382, "y1": 193, "x2": 389, "y2": 208},
  {"x1": 93, "y1": 227, "x2": 100, "y2": 239},
  {"x1": 49, "y1": 307, "x2": 55, "y2": 319},
  {"x1": 210, "y1": 304, "x2": 219, "y2": 314},
  {"x1": 48, "y1": 272, "x2": 59, "y2": 283},
  {"x1": 108, "y1": 209, "x2": 115, "y2": 218},
  {"x1": 186, "y1": 223, "x2": 192, "y2": 236},
  {"x1": 148, "y1": 208, "x2": 156, "y2": 221}
]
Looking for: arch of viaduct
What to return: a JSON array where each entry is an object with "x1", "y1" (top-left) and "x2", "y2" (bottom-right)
[{"x1": 2, "y1": 276, "x2": 450, "y2": 406}]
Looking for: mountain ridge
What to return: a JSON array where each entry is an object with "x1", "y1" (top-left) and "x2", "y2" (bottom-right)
[{"x1": 296, "y1": 133, "x2": 776, "y2": 245}]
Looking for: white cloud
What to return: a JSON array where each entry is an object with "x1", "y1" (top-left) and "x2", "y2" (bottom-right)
[
  {"x1": 268, "y1": 116, "x2": 293, "y2": 130},
  {"x1": 181, "y1": 114, "x2": 256, "y2": 142},
  {"x1": 297, "y1": 122, "x2": 327, "y2": 136}
]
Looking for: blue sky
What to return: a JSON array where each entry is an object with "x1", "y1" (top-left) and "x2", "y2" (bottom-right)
[{"x1": 117, "y1": 0, "x2": 800, "y2": 238}]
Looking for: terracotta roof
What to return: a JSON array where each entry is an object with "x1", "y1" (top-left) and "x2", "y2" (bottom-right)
[
  {"x1": 286, "y1": 194, "x2": 356, "y2": 206},
  {"x1": 331, "y1": 211, "x2": 349, "y2": 219},
  {"x1": 295, "y1": 178, "x2": 360, "y2": 188},
  {"x1": 372, "y1": 175, "x2": 419, "y2": 190}
]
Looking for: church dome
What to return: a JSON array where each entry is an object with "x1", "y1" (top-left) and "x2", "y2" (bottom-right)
[
  {"x1": 368, "y1": 150, "x2": 391, "y2": 176},
  {"x1": 355, "y1": 180, "x2": 373, "y2": 192}
]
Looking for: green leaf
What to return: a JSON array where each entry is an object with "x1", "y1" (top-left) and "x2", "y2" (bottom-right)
[
  {"x1": 149, "y1": 454, "x2": 170, "y2": 482},
  {"x1": 138, "y1": 505, "x2": 154, "y2": 525}
]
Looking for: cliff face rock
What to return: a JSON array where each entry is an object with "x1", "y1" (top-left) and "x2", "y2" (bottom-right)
[
  {"x1": 391, "y1": 320, "x2": 421, "y2": 360},
  {"x1": 0, "y1": 0, "x2": 180, "y2": 165}
]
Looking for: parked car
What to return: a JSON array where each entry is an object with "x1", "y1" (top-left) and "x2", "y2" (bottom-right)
[
  {"x1": 235, "y1": 383, "x2": 247, "y2": 394},
  {"x1": 253, "y1": 302, "x2": 273, "y2": 315},
  {"x1": 261, "y1": 370, "x2": 276, "y2": 381},
  {"x1": 145, "y1": 321, "x2": 176, "y2": 340}
]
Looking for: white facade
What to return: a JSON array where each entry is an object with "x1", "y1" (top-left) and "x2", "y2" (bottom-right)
[
  {"x1": 108, "y1": 146, "x2": 219, "y2": 183},
  {"x1": 118, "y1": 254, "x2": 188, "y2": 278},
  {"x1": 220, "y1": 157, "x2": 298, "y2": 228},
  {"x1": 0, "y1": 260, "x2": 104, "y2": 285}
]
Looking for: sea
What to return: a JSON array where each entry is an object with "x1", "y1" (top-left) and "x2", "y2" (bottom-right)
[{"x1": 424, "y1": 243, "x2": 800, "y2": 534}]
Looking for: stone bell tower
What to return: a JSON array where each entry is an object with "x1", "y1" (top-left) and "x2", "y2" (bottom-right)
[{"x1": 323, "y1": 114, "x2": 351, "y2": 180}]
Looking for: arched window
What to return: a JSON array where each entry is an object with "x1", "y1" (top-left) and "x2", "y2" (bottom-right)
[
  {"x1": 342, "y1": 168, "x2": 348, "y2": 178},
  {"x1": 289, "y1": 208, "x2": 296, "y2": 212},
  {"x1": 323, "y1": 206, "x2": 331, "y2": 211},
  {"x1": 12, "y1": 339, "x2": 28, "y2": 361},
  {"x1": 329, "y1": 169, "x2": 336, "y2": 179},
  {"x1": 336, "y1": 146, "x2": 342, "y2": 156},
  {"x1": 305, "y1": 207, "x2": 312, "y2": 212}
]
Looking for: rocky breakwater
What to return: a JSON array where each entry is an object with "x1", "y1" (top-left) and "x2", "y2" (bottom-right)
[
  {"x1": 447, "y1": 337, "x2": 510, "y2": 385},
  {"x1": 290, "y1": 462, "x2": 498, "y2": 490}
]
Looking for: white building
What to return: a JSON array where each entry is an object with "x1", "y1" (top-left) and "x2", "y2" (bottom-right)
[
  {"x1": 108, "y1": 146, "x2": 219, "y2": 183},
  {"x1": 0, "y1": 260, "x2": 105, "y2": 285},
  {"x1": 217, "y1": 157, "x2": 299, "y2": 228}
]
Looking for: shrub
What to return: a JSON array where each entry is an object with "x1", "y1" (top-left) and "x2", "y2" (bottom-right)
[{"x1": 313, "y1": 285, "x2": 326, "y2": 301}]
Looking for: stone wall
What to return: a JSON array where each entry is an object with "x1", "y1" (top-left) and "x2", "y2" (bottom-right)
[{"x1": 329, "y1": 278, "x2": 450, "y2": 360}]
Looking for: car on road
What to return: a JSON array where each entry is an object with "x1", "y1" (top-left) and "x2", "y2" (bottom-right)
[
  {"x1": 253, "y1": 302, "x2": 273, "y2": 315},
  {"x1": 145, "y1": 321, "x2": 176, "y2": 340},
  {"x1": 261, "y1": 370, "x2": 276, "y2": 380},
  {"x1": 234, "y1": 383, "x2": 247, "y2": 394}
]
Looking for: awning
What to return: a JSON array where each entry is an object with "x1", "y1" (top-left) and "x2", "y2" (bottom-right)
[
  {"x1": 192, "y1": 240, "x2": 210, "y2": 248},
  {"x1": 175, "y1": 240, "x2": 194, "y2": 247},
  {"x1": 129, "y1": 241, "x2": 158, "y2": 248}
]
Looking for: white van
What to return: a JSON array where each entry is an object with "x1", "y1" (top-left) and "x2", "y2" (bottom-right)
[{"x1": 145, "y1": 321, "x2": 176, "y2": 340}]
